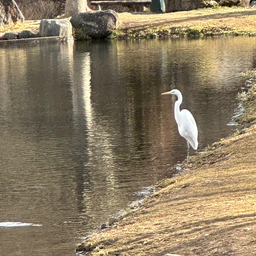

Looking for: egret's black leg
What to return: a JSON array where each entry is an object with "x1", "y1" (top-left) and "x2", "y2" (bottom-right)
[{"x1": 187, "y1": 141, "x2": 190, "y2": 163}]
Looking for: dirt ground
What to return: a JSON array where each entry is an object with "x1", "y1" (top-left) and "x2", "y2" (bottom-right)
[{"x1": 77, "y1": 80, "x2": 256, "y2": 255}]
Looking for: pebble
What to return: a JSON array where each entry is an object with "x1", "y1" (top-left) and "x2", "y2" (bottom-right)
[{"x1": 109, "y1": 217, "x2": 119, "y2": 226}]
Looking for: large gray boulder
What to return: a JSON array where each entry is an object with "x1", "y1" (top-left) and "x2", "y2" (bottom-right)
[
  {"x1": 39, "y1": 19, "x2": 72, "y2": 38},
  {"x1": 0, "y1": 0, "x2": 24, "y2": 27},
  {"x1": 70, "y1": 10, "x2": 119, "y2": 40}
]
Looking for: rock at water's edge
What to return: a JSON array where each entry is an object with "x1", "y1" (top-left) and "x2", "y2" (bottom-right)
[
  {"x1": 39, "y1": 19, "x2": 72, "y2": 38},
  {"x1": 70, "y1": 10, "x2": 119, "y2": 40}
]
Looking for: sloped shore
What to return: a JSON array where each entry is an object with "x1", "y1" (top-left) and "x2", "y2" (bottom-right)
[{"x1": 76, "y1": 73, "x2": 256, "y2": 255}]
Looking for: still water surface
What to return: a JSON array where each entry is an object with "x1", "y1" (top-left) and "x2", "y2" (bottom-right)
[{"x1": 0, "y1": 37, "x2": 256, "y2": 255}]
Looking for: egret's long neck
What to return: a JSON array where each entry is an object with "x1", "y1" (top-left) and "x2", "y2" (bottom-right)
[{"x1": 174, "y1": 92, "x2": 182, "y2": 124}]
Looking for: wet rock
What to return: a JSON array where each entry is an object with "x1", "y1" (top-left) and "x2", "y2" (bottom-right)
[
  {"x1": 181, "y1": 183, "x2": 191, "y2": 188},
  {"x1": 109, "y1": 216, "x2": 119, "y2": 226},
  {"x1": 173, "y1": 164, "x2": 183, "y2": 172},
  {"x1": 0, "y1": 0, "x2": 24, "y2": 27},
  {"x1": 18, "y1": 30, "x2": 37, "y2": 38},
  {"x1": 39, "y1": 19, "x2": 72, "y2": 38},
  {"x1": 108, "y1": 210, "x2": 128, "y2": 226},
  {"x1": 169, "y1": 164, "x2": 186, "y2": 176},
  {"x1": 129, "y1": 199, "x2": 144, "y2": 209},
  {"x1": 70, "y1": 10, "x2": 119, "y2": 39},
  {"x1": 2, "y1": 32, "x2": 18, "y2": 39},
  {"x1": 76, "y1": 242, "x2": 95, "y2": 252},
  {"x1": 231, "y1": 103, "x2": 245, "y2": 122},
  {"x1": 116, "y1": 209, "x2": 128, "y2": 219},
  {"x1": 244, "y1": 79, "x2": 254, "y2": 89},
  {"x1": 135, "y1": 186, "x2": 155, "y2": 197},
  {"x1": 157, "y1": 178, "x2": 176, "y2": 188},
  {"x1": 1, "y1": 30, "x2": 37, "y2": 39},
  {"x1": 100, "y1": 210, "x2": 128, "y2": 229},
  {"x1": 100, "y1": 222, "x2": 108, "y2": 229},
  {"x1": 76, "y1": 251, "x2": 85, "y2": 256}
]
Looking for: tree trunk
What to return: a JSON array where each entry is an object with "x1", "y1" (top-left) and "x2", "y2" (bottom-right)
[
  {"x1": 0, "y1": 0, "x2": 24, "y2": 27},
  {"x1": 65, "y1": 0, "x2": 92, "y2": 17}
]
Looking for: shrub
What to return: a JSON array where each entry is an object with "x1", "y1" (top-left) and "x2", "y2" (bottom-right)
[{"x1": 15, "y1": 0, "x2": 65, "y2": 20}]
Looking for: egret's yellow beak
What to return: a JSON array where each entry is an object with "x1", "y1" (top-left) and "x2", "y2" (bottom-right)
[{"x1": 161, "y1": 91, "x2": 172, "y2": 95}]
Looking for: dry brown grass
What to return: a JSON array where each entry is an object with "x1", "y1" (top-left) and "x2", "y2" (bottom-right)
[
  {"x1": 119, "y1": 7, "x2": 256, "y2": 29},
  {"x1": 0, "y1": 21, "x2": 40, "y2": 35},
  {"x1": 117, "y1": 7, "x2": 256, "y2": 37},
  {"x1": 16, "y1": 0, "x2": 65, "y2": 19},
  {"x1": 78, "y1": 122, "x2": 256, "y2": 255}
]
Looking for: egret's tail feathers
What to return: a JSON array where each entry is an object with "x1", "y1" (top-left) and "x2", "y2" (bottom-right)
[
  {"x1": 188, "y1": 139, "x2": 198, "y2": 150},
  {"x1": 191, "y1": 141, "x2": 198, "y2": 150}
]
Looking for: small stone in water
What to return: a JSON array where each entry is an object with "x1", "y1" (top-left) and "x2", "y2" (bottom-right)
[
  {"x1": 100, "y1": 223, "x2": 108, "y2": 229},
  {"x1": 109, "y1": 217, "x2": 119, "y2": 226}
]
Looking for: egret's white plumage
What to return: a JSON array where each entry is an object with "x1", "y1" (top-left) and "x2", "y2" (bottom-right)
[{"x1": 161, "y1": 89, "x2": 198, "y2": 163}]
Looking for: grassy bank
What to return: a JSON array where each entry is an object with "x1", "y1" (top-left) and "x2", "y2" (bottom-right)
[
  {"x1": 115, "y1": 7, "x2": 256, "y2": 38},
  {"x1": 76, "y1": 73, "x2": 256, "y2": 255},
  {"x1": 1, "y1": 7, "x2": 256, "y2": 39}
]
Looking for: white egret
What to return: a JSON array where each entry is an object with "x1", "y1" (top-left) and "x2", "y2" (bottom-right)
[{"x1": 161, "y1": 89, "x2": 198, "y2": 163}]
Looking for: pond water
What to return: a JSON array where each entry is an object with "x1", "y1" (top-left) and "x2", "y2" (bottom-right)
[{"x1": 0, "y1": 36, "x2": 256, "y2": 256}]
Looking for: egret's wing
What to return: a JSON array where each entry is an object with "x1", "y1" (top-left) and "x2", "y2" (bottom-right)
[{"x1": 178, "y1": 109, "x2": 198, "y2": 150}]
